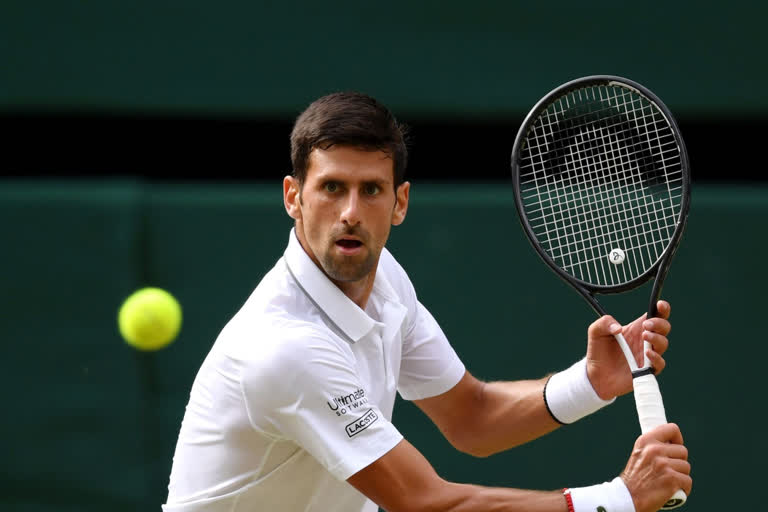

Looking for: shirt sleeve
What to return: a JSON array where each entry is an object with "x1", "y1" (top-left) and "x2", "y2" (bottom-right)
[
  {"x1": 397, "y1": 300, "x2": 466, "y2": 401},
  {"x1": 241, "y1": 327, "x2": 403, "y2": 481},
  {"x1": 376, "y1": 249, "x2": 466, "y2": 402}
]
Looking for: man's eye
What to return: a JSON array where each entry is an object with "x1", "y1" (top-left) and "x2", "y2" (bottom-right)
[
  {"x1": 364, "y1": 184, "x2": 380, "y2": 195},
  {"x1": 324, "y1": 182, "x2": 338, "y2": 193}
]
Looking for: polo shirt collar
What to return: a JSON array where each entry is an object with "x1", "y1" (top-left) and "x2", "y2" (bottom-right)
[{"x1": 284, "y1": 229, "x2": 375, "y2": 343}]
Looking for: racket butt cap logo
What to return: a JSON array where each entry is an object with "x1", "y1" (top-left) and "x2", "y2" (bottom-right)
[{"x1": 609, "y1": 248, "x2": 626, "y2": 265}]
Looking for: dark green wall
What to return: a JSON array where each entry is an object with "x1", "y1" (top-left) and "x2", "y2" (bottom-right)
[
  {"x1": 1, "y1": 181, "x2": 763, "y2": 510},
  {"x1": 2, "y1": 1, "x2": 767, "y2": 117}
]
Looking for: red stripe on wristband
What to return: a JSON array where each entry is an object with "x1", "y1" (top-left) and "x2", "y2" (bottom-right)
[{"x1": 563, "y1": 488, "x2": 575, "y2": 512}]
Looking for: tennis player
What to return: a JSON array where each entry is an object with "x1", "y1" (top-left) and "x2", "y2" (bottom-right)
[{"x1": 163, "y1": 92, "x2": 691, "y2": 512}]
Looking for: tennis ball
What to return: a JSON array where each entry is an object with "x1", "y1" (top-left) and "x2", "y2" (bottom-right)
[{"x1": 118, "y1": 287, "x2": 182, "y2": 351}]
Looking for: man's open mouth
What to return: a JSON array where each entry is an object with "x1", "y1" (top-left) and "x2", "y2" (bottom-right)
[{"x1": 336, "y1": 239, "x2": 363, "y2": 249}]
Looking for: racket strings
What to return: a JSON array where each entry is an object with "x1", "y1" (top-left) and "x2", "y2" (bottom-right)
[
  {"x1": 523, "y1": 150, "x2": 683, "y2": 230},
  {"x1": 520, "y1": 150, "x2": 684, "y2": 205},
  {"x1": 519, "y1": 137, "x2": 680, "y2": 180},
  {"x1": 528, "y1": 139, "x2": 677, "y2": 285},
  {"x1": 530, "y1": 206, "x2": 680, "y2": 258},
  {"x1": 531, "y1": 110, "x2": 677, "y2": 284},
  {"x1": 522, "y1": 107, "x2": 675, "y2": 162},
  {"x1": 521, "y1": 93, "x2": 679, "y2": 184},
  {"x1": 519, "y1": 84, "x2": 683, "y2": 287},
  {"x1": 530, "y1": 163, "x2": 675, "y2": 284}
]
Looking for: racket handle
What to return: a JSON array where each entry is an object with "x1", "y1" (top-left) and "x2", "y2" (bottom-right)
[
  {"x1": 633, "y1": 373, "x2": 667, "y2": 433},
  {"x1": 632, "y1": 373, "x2": 687, "y2": 509}
]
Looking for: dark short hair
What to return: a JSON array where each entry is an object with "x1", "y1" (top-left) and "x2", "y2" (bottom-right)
[{"x1": 290, "y1": 91, "x2": 408, "y2": 187}]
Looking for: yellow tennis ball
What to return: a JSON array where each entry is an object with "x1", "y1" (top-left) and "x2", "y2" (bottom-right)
[{"x1": 118, "y1": 287, "x2": 182, "y2": 351}]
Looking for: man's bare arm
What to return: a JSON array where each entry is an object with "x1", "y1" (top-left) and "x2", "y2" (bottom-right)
[
  {"x1": 414, "y1": 371, "x2": 560, "y2": 457},
  {"x1": 348, "y1": 426, "x2": 691, "y2": 512},
  {"x1": 413, "y1": 310, "x2": 674, "y2": 458},
  {"x1": 347, "y1": 438, "x2": 567, "y2": 512}
]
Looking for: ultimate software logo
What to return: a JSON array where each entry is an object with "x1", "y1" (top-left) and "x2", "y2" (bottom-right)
[{"x1": 327, "y1": 388, "x2": 368, "y2": 416}]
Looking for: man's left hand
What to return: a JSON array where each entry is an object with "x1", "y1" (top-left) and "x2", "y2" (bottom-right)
[{"x1": 585, "y1": 300, "x2": 672, "y2": 400}]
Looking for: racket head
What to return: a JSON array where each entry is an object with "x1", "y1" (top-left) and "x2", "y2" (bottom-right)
[{"x1": 511, "y1": 75, "x2": 691, "y2": 295}]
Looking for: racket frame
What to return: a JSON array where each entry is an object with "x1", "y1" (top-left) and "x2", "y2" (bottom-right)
[{"x1": 511, "y1": 75, "x2": 691, "y2": 327}]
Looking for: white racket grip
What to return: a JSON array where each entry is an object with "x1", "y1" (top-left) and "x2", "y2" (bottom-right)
[
  {"x1": 633, "y1": 373, "x2": 687, "y2": 509},
  {"x1": 633, "y1": 373, "x2": 667, "y2": 433}
]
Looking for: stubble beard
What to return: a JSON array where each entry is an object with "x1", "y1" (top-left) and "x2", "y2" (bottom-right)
[
  {"x1": 321, "y1": 229, "x2": 379, "y2": 283},
  {"x1": 321, "y1": 251, "x2": 377, "y2": 282}
]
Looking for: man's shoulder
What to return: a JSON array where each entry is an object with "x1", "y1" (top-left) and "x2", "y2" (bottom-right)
[
  {"x1": 215, "y1": 310, "x2": 351, "y2": 391},
  {"x1": 214, "y1": 258, "x2": 340, "y2": 346},
  {"x1": 237, "y1": 257, "x2": 315, "y2": 321},
  {"x1": 234, "y1": 318, "x2": 354, "y2": 392},
  {"x1": 376, "y1": 247, "x2": 417, "y2": 305},
  {"x1": 223, "y1": 307, "x2": 337, "y2": 352},
  {"x1": 220, "y1": 283, "x2": 345, "y2": 356}
]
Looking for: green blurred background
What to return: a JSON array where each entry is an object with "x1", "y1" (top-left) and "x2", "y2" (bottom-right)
[{"x1": 2, "y1": 1, "x2": 765, "y2": 510}]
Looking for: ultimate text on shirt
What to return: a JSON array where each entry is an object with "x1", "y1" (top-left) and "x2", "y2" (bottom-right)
[{"x1": 327, "y1": 388, "x2": 368, "y2": 416}]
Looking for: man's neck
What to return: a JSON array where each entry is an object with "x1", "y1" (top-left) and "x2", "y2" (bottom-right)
[{"x1": 331, "y1": 273, "x2": 376, "y2": 311}]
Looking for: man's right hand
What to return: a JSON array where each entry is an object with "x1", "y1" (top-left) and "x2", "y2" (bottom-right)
[{"x1": 620, "y1": 423, "x2": 692, "y2": 512}]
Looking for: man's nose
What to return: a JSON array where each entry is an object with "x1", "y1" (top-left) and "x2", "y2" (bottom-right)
[{"x1": 340, "y1": 191, "x2": 361, "y2": 226}]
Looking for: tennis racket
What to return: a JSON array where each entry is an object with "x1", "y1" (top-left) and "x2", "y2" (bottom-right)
[{"x1": 510, "y1": 75, "x2": 690, "y2": 509}]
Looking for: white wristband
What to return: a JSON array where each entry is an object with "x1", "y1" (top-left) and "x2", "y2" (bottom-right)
[
  {"x1": 565, "y1": 477, "x2": 636, "y2": 512},
  {"x1": 544, "y1": 358, "x2": 615, "y2": 424}
]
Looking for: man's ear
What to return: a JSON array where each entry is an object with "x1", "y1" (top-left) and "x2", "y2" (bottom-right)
[
  {"x1": 391, "y1": 181, "x2": 410, "y2": 226},
  {"x1": 284, "y1": 176, "x2": 302, "y2": 220}
]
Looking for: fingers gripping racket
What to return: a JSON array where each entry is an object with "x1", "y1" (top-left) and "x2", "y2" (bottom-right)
[{"x1": 511, "y1": 76, "x2": 690, "y2": 509}]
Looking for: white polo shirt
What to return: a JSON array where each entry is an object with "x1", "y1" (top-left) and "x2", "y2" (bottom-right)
[{"x1": 163, "y1": 230, "x2": 466, "y2": 512}]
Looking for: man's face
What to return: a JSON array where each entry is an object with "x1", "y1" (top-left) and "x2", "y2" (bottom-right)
[{"x1": 284, "y1": 145, "x2": 409, "y2": 284}]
